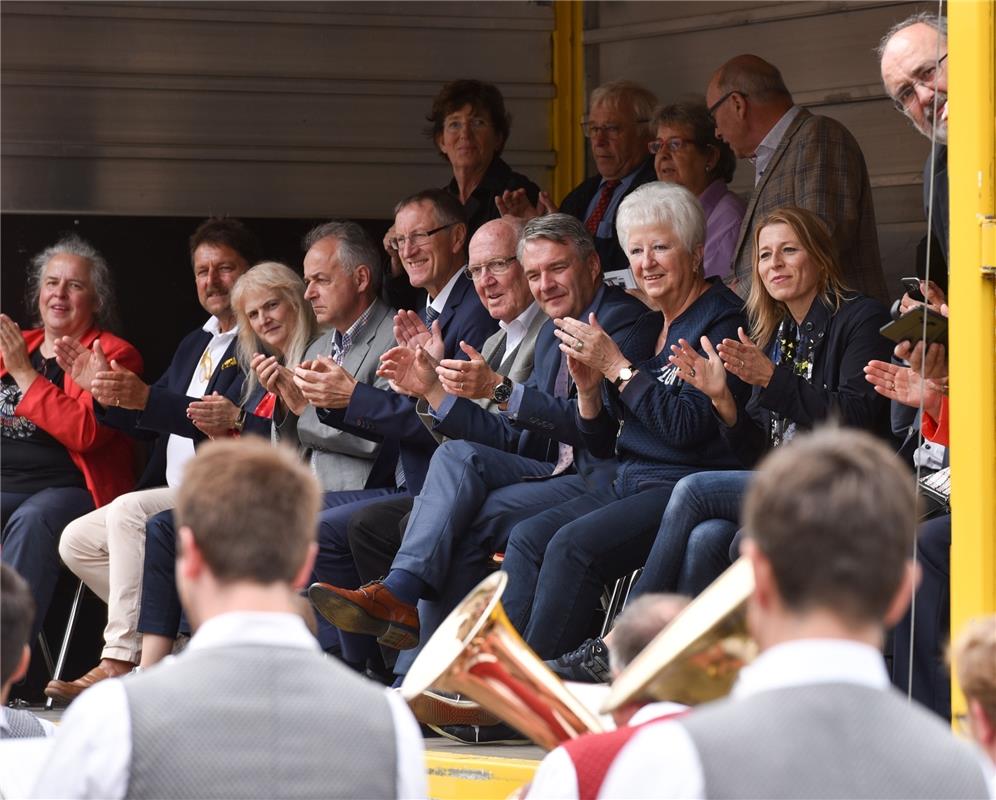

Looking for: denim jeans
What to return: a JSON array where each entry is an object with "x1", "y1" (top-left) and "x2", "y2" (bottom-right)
[{"x1": 629, "y1": 470, "x2": 750, "y2": 600}]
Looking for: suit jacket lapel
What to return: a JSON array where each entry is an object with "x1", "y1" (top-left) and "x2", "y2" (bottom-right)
[
  {"x1": 342, "y1": 300, "x2": 390, "y2": 376},
  {"x1": 732, "y1": 108, "x2": 812, "y2": 262}
]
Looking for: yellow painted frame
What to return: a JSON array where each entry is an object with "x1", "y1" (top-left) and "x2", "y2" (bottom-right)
[
  {"x1": 551, "y1": 1, "x2": 586, "y2": 201},
  {"x1": 948, "y1": 0, "x2": 996, "y2": 719},
  {"x1": 425, "y1": 751, "x2": 539, "y2": 800}
]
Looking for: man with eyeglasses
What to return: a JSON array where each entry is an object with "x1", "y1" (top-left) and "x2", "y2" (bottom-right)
[
  {"x1": 706, "y1": 55, "x2": 887, "y2": 304},
  {"x1": 878, "y1": 12, "x2": 949, "y2": 260},
  {"x1": 320, "y1": 217, "x2": 549, "y2": 669},
  {"x1": 500, "y1": 81, "x2": 658, "y2": 276},
  {"x1": 878, "y1": 12, "x2": 954, "y2": 726}
]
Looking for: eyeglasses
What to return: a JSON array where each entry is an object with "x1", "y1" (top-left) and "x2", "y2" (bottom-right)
[
  {"x1": 388, "y1": 222, "x2": 457, "y2": 252},
  {"x1": 580, "y1": 119, "x2": 650, "y2": 139},
  {"x1": 463, "y1": 256, "x2": 517, "y2": 282},
  {"x1": 892, "y1": 53, "x2": 948, "y2": 112},
  {"x1": 444, "y1": 117, "x2": 491, "y2": 134},
  {"x1": 649, "y1": 137, "x2": 696, "y2": 155},
  {"x1": 708, "y1": 90, "x2": 746, "y2": 117}
]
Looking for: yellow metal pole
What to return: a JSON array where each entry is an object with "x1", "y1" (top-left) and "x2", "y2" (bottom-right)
[
  {"x1": 551, "y1": 0, "x2": 586, "y2": 202},
  {"x1": 948, "y1": 0, "x2": 996, "y2": 721}
]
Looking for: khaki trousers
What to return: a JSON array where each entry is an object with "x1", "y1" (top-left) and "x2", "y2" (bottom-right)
[{"x1": 59, "y1": 486, "x2": 175, "y2": 663}]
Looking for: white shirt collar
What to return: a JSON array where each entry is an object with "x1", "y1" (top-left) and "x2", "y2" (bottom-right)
[
  {"x1": 428, "y1": 268, "x2": 464, "y2": 315},
  {"x1": 498, "y1": 301, "x2": 541, "y2": 357},
  {"x1": 732, "y1": 638, "x2": 890, "y2": 699},
  {"x1": 629, "y1": 700, "x2": 688, "y2": 726},
  {"x1": 202, "y1": 316, "x2": 239, "y2": 339},
  {"x1": 753, "y1": 105, "x2": 803, "y2": 184},
  {"x1": 186, "y1": 611, "x2": 320, "y2": 654}
]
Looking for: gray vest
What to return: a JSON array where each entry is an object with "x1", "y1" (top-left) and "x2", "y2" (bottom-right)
[
  {"x1": 1, "y1": 706, "x2": 45, "y2": 739},
  {"x1": 123, "y1": 644, "x2": 398, "y2": 800},
  {"x1": 681, "y1": 683, "x2": 989, "y2": 799}
]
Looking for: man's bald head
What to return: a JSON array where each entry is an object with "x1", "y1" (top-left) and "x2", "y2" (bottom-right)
[
  {"x1": 467, "y1": 217, "x2": 532, "y2": 324},
  {"x1": 706, "y1": 54, "x2": 794, "y2": 159}
]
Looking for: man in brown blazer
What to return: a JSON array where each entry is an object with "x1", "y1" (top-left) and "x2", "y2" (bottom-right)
[{"x1": 706, "y1": 54, "x2": 887, "y2": 304}]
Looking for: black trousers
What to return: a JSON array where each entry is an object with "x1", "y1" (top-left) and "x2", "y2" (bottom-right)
[{"x1": 347, "y1": 496, "x2": 413, "y2": 585}]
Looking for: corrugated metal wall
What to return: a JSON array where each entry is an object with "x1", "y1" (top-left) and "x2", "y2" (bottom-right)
[
  {"x1": 584, "y1": 0, "x2": 938, "y2": 286},
  {"x1": 1, "y1": 1, "x2": 555, "y2": 219}
]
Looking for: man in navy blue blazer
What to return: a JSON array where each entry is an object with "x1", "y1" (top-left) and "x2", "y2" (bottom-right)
[
  {"x1": 48, "y1": 218, "x2": 267, "y2": 701},
  {"x1": 309, "y1": 214, "x2": 645, "y2": 679}
]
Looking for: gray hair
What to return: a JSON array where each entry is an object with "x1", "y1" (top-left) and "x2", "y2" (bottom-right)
[
  {"x1": 590, "y1": 80, "x2": 659, "y2": 139},
  {"x1": 26, "y1": 234, "x2": 118, "y2": 330},
  {"x1": 876, "y1": 12, "x2": 947, "y2": 62},
  {"x1": 303, "y1": 220, "x2": 383, "y2": 297},
  {"x1": 516, "y1": 213, "x2": 596, "y2": 265},
  {"x1": 616, "y1": 182, "x2": 706, "y2": 256},
  {"x1": 607, "y1": 593, "x2": 690, "y2": 674}
]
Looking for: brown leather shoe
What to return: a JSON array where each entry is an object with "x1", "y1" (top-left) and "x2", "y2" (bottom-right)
[
  {"x1": 408, "y1": 690, "x2": 500, "y2": 727},
  {"x1": 44, "y1": 660, "x2": 133, "y2": 704},
  {"x1": 308, "y1": 581, "x2": 419, "y2": 649}
]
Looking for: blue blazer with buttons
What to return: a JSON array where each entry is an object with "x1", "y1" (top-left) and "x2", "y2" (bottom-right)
[
  {"x1": 97, "y1": 325, "x2": 268, "y2": 489},
  {"x1": 317, "y1": 273, "x2": 499, "y2": 495},
  {"x1": 430, "y1": 283, "x2": 645, "y2": 483}
]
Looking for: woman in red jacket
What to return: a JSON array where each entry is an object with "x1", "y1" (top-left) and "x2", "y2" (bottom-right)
[{"x1": 1, "y1": 235, "x2": 141, "y2": 640}]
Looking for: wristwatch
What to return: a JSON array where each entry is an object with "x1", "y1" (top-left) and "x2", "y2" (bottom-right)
[
  {"x1": 232, "y1": 407, "x2": 247, "y2": 432},
  {"x1": 612, "y1": 364, "x2": 636, "y2": 388},
  {"x1": 491, "y1": 376, "x2": 513, "y2": 404}
]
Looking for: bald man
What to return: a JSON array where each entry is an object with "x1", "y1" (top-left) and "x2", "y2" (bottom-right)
[{"x1": 706, "y1": 55, "x2": 886, "y2": 304}]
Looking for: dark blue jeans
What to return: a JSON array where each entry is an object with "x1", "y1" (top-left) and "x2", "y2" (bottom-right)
[
  {"x1": 629, "y1": 470, "x2": 749, "y2": 600},
  {"x1": 502, "y1": 481, "x2": 677, "y2": 659},
  {"x1": 137, "y1": 509, "x2": 185, "y2": 638},
  {"x1": 2, "y1": 487, "x2": 94, "y2": 641}
]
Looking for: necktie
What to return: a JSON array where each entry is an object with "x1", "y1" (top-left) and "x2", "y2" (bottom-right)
[
  {"x1": 552, "y1": 353, "x2": 574, "y2": 475},
  {"x1": 585, "y1": 179, "x2": 621, "y2": 236},
  {"x1": 424, "y1": 305, "x2": 440, "y2": 327}
]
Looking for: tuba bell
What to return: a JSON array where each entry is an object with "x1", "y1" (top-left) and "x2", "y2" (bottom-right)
[
  {"x1": 602, "y1": 557, "x2": 757, "y2": 713},
  {"x1": 400, "y1": 571, "x2": 605, "y2": 750}
]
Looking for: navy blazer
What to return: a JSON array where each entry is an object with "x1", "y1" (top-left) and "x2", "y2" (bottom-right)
[
  {"x1": 722, "y1": 292, "x2": 895, "y2": 468},
  {"x1": 559, "y1": 157, "x2": 658, "y2": 274},
  {"x1": 97, "y1": 325, "x2": 265, "y2": 488},
  {"x1": 431, "y1": 284, "x2": 646, "y2": 484},
  {"x1": 317, "y1": 273, "x2": 499, "y2": 494}
]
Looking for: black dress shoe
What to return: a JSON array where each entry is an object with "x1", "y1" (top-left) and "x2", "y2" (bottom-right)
[
  {"x1": 545, "y1": 637, "x2": 611, "y2": 683},
  {"x1": 431, "y1": 721, "x2": 530, "y2": 745}
]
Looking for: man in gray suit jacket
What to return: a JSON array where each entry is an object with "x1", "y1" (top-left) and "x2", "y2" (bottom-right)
[
  {"x1": 706, "y1": 55, "x2": 887, "y2": 304},
  {"x1": 31, "y1": 438, "x2": 426, "y2": 800},
  {"x1": 529, "y1": 428, "x2": 991, "y2": 799},
  {"x1": 267, "y1": 220, "x2": 397, "y2": 493}
]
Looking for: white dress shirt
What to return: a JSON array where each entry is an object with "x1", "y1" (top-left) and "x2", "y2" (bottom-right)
[
  {"x1": 572, "y1": 640, "x2": 896, "y2": 799},
  {"x1": 527, "y1": 701, "x2": 687, "y2": 800},
  {"x1": 498, "y1": 301, "x2": 541, "y2": 360},
  {"x1": 31, "y1": 612, "x2": 427, "y2": 800},
  {"x1": 426, "y1": 268, "x2": 463, "y2": 320},
  {"x1": 164, "y1": 316, "x2": 238, "y2": 487},
  {"x1": 752, "y1": 105, "x2": 803, "y2": 185}
]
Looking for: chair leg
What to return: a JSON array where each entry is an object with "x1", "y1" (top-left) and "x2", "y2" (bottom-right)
[
  {"x1": 44, "y1": 579, "x2": 86, "y2": 711},
  {"x1": 36, "y1": 632, "x2": 55, "y2": 677},
  {"x1": 600, "y1": 576, "x2": 627, "y2": 638}
]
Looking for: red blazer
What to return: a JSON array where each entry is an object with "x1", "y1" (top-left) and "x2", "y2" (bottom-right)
[
  {"x1": 922, "y1": 396, "x2": 949, "y2": 447},
  {"x1": 1, "y1": 326, "x2": 143, "y2": 507}
]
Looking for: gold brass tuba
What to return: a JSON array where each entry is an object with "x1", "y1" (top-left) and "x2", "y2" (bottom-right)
[
  {"x1": 400, "y1": 571, "x2": 605, "y2": 750},
  {"x1": 602, "y1": 557, "x2": 757, "y2": 713}
]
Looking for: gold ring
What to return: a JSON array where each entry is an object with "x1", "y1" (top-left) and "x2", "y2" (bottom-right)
[
  {"x1": 689, "y1": 367, "x2": 696, "y2": 378},
  {"x1": 573, "y1": 340, "x2": 584, "y2": 352}
]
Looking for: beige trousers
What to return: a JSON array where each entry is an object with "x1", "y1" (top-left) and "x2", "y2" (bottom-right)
[{"x1": 58, "y1": 486, "x2": 176, "y2": 663}]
